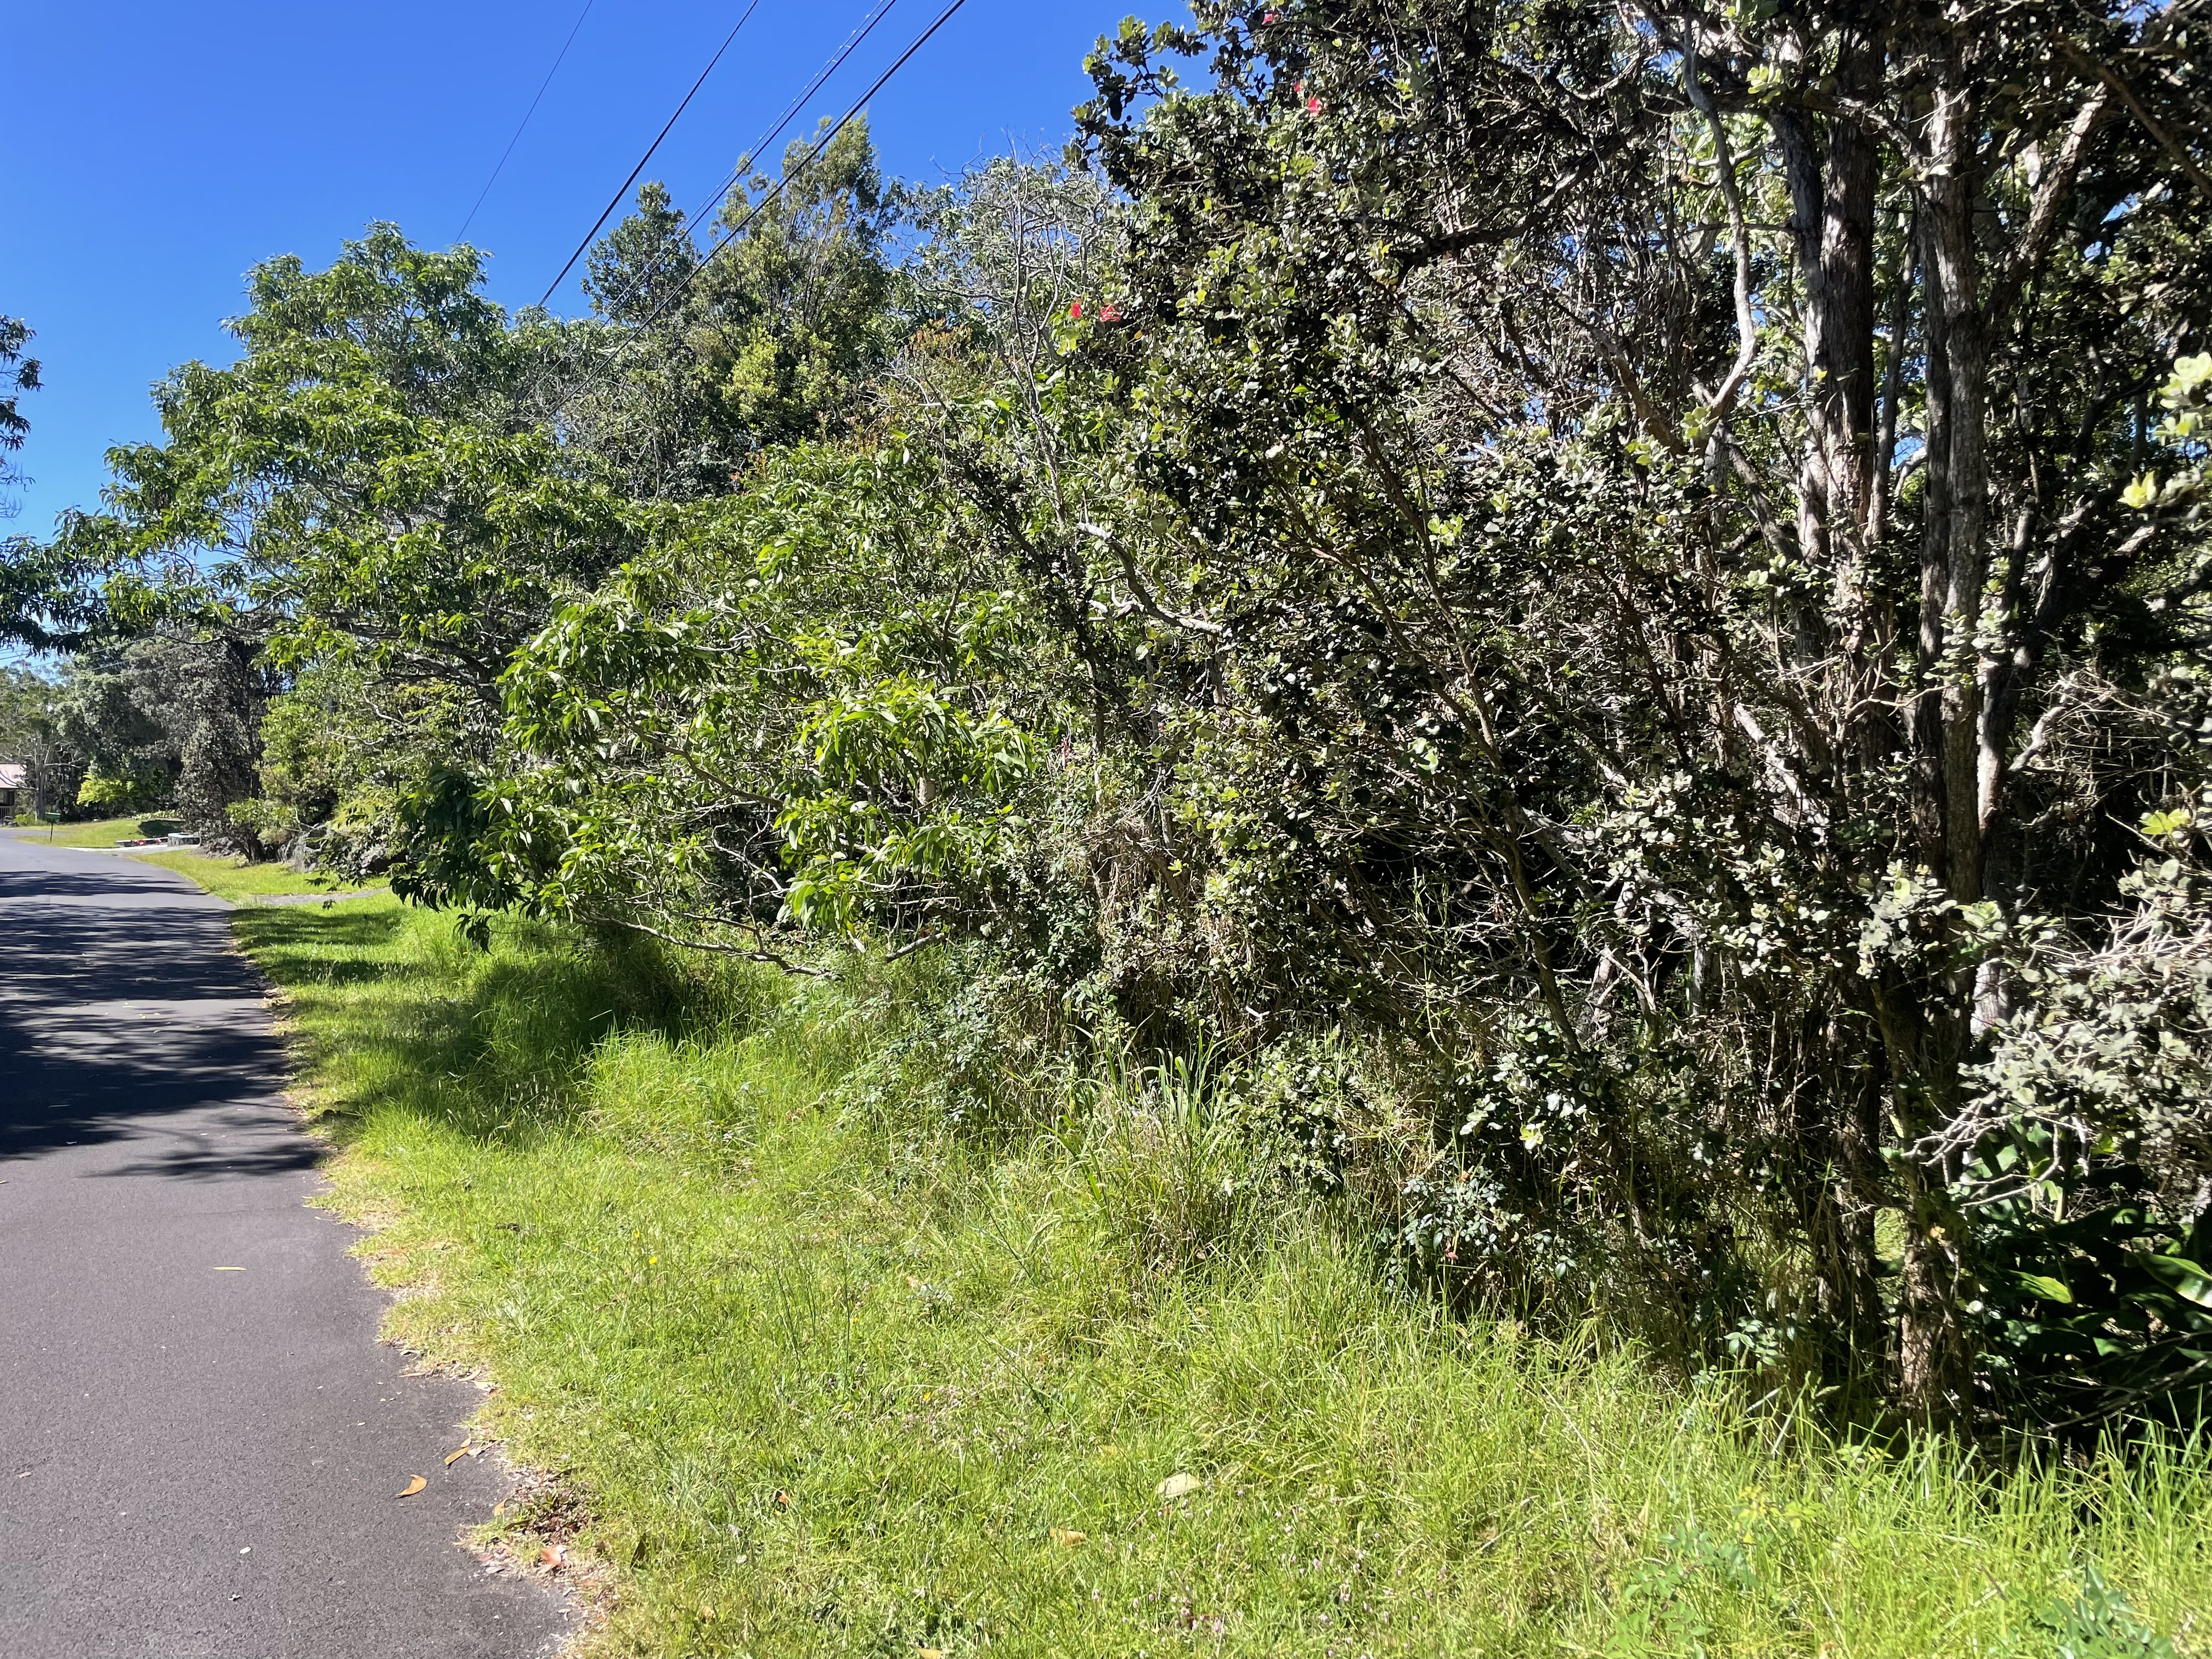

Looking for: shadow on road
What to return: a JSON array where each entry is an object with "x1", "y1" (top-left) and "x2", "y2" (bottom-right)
[{"x1": 0, "y1": 857, "x2": 292, "y2": 1165}]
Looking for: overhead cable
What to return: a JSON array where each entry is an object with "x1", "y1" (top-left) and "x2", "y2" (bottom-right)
[
  {"x1": 456, "y1": 0, "x2": 597, "y2": 244},
  {"x1": 585, "y1": 0, "x2": 904, "y2": 333},
  {"x1": 537, "y1": 0, "x2": 768, "y2": 308}
]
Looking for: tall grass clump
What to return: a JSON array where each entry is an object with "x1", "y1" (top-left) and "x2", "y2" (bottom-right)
[{"x1": 227, "y1": 896, "x2": 2209, "y2": 1658}]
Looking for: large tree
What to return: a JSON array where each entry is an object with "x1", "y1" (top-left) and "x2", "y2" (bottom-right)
[{"x1": 1048, "y1": 0, "x2": 2212, "y2": 1423}]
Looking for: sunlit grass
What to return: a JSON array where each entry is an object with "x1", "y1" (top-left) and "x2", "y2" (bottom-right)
[
  {"x1": 6, "y1": 812, "x2": 180, "y2": 847},
  {"x1": 211, "y1": 893, "x2": 2207, "y2": 1658},
  {"x1": 132, "y1": 848, "x2": 386, "y2": 904}
]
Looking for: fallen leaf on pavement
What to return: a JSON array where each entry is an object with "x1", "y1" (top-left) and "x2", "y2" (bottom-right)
[
  {"x1": 444, "y1": 1445, "x2": 478, "y2": 1466},
  {"x1": 395, "y1": 1476, "x2": 427, "y2": 1499}
]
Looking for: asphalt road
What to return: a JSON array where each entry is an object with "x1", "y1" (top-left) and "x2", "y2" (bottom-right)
[{"x1": 0, "y1": 834, "x2": 568, "y2": 1659}]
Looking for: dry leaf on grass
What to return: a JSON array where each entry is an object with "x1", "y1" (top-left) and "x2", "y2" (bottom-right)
[
  {"x1": 395, "y1": 1476, "x2": 427, "y2": 1499},
  {"x1": 538, "y1": 1544, "x2": 568, "y2": 1571},
  {"x1": 1156, "y1": 1472, "x2": 1203, "y2": 1500}
]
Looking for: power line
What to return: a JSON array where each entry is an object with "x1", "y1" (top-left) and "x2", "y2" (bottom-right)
[
  {"x1": 637, "y1": 0, "x2": 971, "y2": 336},
  {"x1": 456, "y1": 0, "x2": 597, "y2": 244},
  {"x1": 680, "y1": 0, "x2": 902, "y2": 245},
  {"x1": 537, "y1": 0, "x2": 768, "y2": 308},
  {"x1": 579, "y1": 0, "x2": 904, "y2": 336}
]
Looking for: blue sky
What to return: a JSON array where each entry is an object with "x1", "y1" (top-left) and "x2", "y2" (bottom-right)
[{"x1": 3, "y1": 0, "x2": 1133, "y2": 535}]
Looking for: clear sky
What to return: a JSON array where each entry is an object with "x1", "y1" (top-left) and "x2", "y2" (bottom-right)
[{"x1": 3, "y1": 0, "x2": 1132, "y2": 537}]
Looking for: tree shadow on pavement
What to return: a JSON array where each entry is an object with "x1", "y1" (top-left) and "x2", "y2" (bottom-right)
[{"x1": 0, "y1": 860, "x2": 291, "y2": 1165}]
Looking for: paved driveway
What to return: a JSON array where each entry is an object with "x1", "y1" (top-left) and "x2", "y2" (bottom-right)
[{"x1": 0, "y1": 834, "x2": 567, "y2": 1658}]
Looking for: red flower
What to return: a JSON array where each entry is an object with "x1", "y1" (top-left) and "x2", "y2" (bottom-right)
[
  {"x1": 1306, "y1": 95, "x2": 1322, "y2": 113},
  {"x1": 1100, "y1": 301, "x2": 1122, "y2": 323},
  {"x1": 1069, "y1": 300, "x2": 1084, "y2": 320}
]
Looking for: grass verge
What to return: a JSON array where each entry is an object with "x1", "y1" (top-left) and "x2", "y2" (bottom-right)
[
  {"x1": 213, "y1": 894, "x2": 2204, "y2": 1657},
  {"x1": 7, "y1": 812, "x2": 180, "y2": 847},
  {"x1": 131, "y1": 849, "x2": 386, "y2": 905}
]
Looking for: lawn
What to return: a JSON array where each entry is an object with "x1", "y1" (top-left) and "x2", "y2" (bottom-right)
[
  {"x1": 7, "y1": 812, "x2": 181, "y2": 848},
  {"x1": 199, "y1": 890, "x2": 2205, "y2": 1657},
  {"x1": 129, "y1": 848, "x2": 385, "y2": 906}
]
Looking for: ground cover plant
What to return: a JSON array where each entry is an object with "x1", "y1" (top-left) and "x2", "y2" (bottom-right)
[{"x1": 217, "y1": 884, "x2": 2208, "y2": 1657}]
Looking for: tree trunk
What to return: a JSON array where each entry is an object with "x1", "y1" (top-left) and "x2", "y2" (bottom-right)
[
  {"x1": 1873, "y1": 981, "x2": 1980, "y2": 1426},
  {"x1": 1897, "y1": 1154, "x2": 1975, "y2": 1426},
  {"x1": 1925, "y1": 65, "x2": 1990, "y2": 905}
]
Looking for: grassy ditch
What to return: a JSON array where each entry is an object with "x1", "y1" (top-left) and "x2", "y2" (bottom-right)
[{"x1": 221, "y1": 894, "x2": 2206, "y2": 1657}]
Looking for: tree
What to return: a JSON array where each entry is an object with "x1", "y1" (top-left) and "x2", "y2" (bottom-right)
[
  {"x1": 687, "y1": 119, "x2": 900, "y2": 444},
  {"x1": 0, "y1": 664, "x2": 74, "y2": 818},
  {"x1": 0, "y1": 315, "x2": 101, "y2": 653},
  {"x1": 1053, "y1": 0, "x2": 2211, "y2": 1424},
  {"x1": 51, "y1": 226, "x2": 641, "y2": 848},
  {"x1": 0, "y1": 315, "x2": 39, "y2": 516}
]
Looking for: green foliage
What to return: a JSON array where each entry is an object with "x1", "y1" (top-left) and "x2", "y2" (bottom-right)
[
  {"x1": 74, "y1": 764, "x2": 162, "y2": 813},
  {"x1": 583, "y1": 181, "x2": 699, "y2": 329},
  {"x1": 0, "y1": 314, "x2": 38, "y2": 514},
  {"x1": 0, "y1": 664, "x2": 64, "y2": 805},
  {"x1": 690, "y1": 119, "x2": 899, "y2": 443},
  {"x1": 399, "y1": 440, "x2": 1058, "y2": 958},
  {"x1": 2034, "y1": 1566, "x2": 2183, "y2": 1659},
  {"x1": 0, "y1": 315, "x2": 108, "y2": 653}
]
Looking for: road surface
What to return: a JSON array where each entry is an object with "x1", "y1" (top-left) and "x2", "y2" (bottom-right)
[{"x1": 0, "y1": 834, "x2": 567, "y2": 1658}]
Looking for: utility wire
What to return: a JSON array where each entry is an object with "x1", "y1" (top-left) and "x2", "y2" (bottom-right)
[
  {"x1": 456, "y1": 0, "x2": 597, "y2": 244},
  {"x1": 636, "y1": 0, "x2": 969, "y2": 337},
  {"x1": 541, "y1": 0, "x2": 970, "y2": 430},
  {"x1": 537, "y1": 0, "x2": 767, "y2": 308},
  {"x1": 582, "y1": 0, "x2": 902, "y2": 335}
]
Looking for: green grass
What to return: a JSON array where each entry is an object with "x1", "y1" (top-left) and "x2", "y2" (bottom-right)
[
  {"x1": 206, "y1": 893, "x2": 2205, "y2": 1658},
  {"x1": 8, "y1": 812, "x2": 181, "y2": 847},
  {"x1": 131, "y1": 849, "x2": 386, "y2": 905}
]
